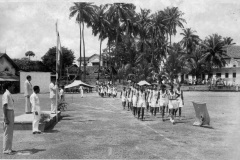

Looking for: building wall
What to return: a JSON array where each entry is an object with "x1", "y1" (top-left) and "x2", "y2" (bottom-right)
[
  {"x1": 212, "y1": 67, "x2": 240, "y2": 85},
  {"x1": 20, "y1": 72, "x2": 51, "y2": 93},
  {"x1": 0, "y1": 57, "x2": 16, "y2": 74}
]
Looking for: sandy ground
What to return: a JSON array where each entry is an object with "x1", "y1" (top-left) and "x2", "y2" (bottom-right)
[{"x1": 0, "y1": 91, "x2": 240, "y2": 159}]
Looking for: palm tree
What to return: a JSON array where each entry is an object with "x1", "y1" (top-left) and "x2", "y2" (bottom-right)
[
  {"x1": 69, "y1": 2, "x2": 96, "y2": 81},
  {"x1": 223, "y1": 37, "x2": 236, "y2": 46},
  {"x1": 180, "y1": 28, "x2": 200, "y2": 54},
  {"x1": 91, "y1": 4, "x2": 110, "y2": 79},
  {"x1": 106, "y1": 3, "x2": 136, "y2": 67},
  {"x1": 25, "y1": 51, "x2": 35, "y2": 60},
  {"x1": 163, "y1": 7, "x2": 186, "y2": 45},
  {"x1": 201, "y1": 34, "x2": 228, "y2": 68}
]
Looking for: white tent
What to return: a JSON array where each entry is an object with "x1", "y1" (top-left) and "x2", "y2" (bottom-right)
[
  {"x1": 137, "y1": 80, "x2": 151, "y2": 86},
  {"x1": 64, "y1": 80, "x2": 95, "y2": 89}
]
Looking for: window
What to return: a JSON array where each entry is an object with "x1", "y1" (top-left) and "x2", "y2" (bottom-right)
[
  {"x1": 225, "y1": 73, "x2": 229, "y2": 78},
  {"x1": 216, "y1": 73, "x2": 221, "y2": 78},
  {"x1": 4, "y1": 68, "x2": 9, "y2": 72},
  {"x1": 233, "y1": 65, "x2": 236, "y2": 67},
  {"x1": 233, "y1": 73, "x2": 236, "y2": 78}
]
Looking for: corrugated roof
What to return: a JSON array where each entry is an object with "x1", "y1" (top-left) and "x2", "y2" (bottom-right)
[{"x1": 226, "y1": 45, "x2": 240, "y2": 58}]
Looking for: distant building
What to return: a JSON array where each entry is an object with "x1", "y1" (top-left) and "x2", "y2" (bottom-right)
[
  {"x1": 13, "y1": 59, "x2": 53, "y2": 93},
  {"x1": 0, "y1": 53, "x2": 19, "y2": 78},
  {"x1": 77, "y1": 54, "x2": 107, "y2": 67},
  {"x1": 210, "y1": 45, "x2": 240, "y2": 85},
  {"x1": 181, "y1": 45, "x2": 240, "y2": 85}
]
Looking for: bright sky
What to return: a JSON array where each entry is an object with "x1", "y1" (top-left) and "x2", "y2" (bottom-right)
[{"x1": 0, "y1": 0, "x2": 240, "y2": 62}]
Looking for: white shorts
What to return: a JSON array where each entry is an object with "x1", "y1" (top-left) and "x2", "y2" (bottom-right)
[
  {"x1": 177, "y1": 98, "x2": 183, "y2": 107},
  {"x1": 159, "y1": 99, "x2": 168, "y2": 107},
  {"x1": 168, "y1": 100, "x2": 178, "y2": 109},
  {"x1": 128, "y1": 98, "x2": 132, "y2": 102},
  {"x1": 138, "y1": 100, "x2": 146, "y2": 108},
  {"x1": 151, "y1": 99, "x2": 158, "y2": 107},
  {"x1": 121, "y1": 97, "x2": 126, "y2": 102},
  {"x1": 132, "y1": 96, "x2": 137, "y2": 107}
]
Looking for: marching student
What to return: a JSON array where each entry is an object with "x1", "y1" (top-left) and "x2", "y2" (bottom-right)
[
  {"x1": 108, "y1": 85, "x2": 112, "y2": 97},
  {"x1": 158, "y1": 85, "x2": 169, "y2": 121},
  {"x1": 120, "y1": 87, "x2": 127, "y2": 109},
  {"x1": 151, "y1": 85, "x2": 159, "y2": 116},
  {"x1": 104, "y1": 85, "x2": 107, "y2": 96},
  {"x1": 100, "y1": 85, "x2": 104, "y2": 97},
  {"x1": 137, "y1": 86, "x2": 147, "y2": 120},
  {"x1": 112, "y1": 86, "x2": 117, "y2": 98},
  {"x1": 132, "y1": 85, "x2": 139, "y2": 116},
  {"x1": 146, "y1": 86, "x2": 152, "y2": 112},
  {"x1": 175, "y1": 84, "x2": 184, "y2": 120},
  {"x1": 168, "y1": 85, "x2": 178, "y2": 124},
  {"x1": 30, "y1": 86, "x2": 41, "y2": 134},
  {"x1": 127, "y1": 87, "x2": 132, "y2": 111}
]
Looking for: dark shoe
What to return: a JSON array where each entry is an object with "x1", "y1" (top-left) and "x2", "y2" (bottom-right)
[
  {"x1": 37, "y1": 131, "x2": 41, "y2": 134},
  {"x1": 33, "y1": 131, "x2": 37, "y2": 134}
]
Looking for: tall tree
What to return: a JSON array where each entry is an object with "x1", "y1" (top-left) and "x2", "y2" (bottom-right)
[
  {"x1": 180, "y1": 28, "x2": 200, "y2": 54},
  {"x1": 201, "y1": 34, "x2": 228, "y2": 68},
  {"x1": 91, "y1": 4, "x2": 110, "y2": 79},
  {"x1": 163, "y1": 7, "x2": 186, "y2": 45},
  {"x1": 223, "y1": 37, "x2": 236, "y2": 46},
  {"x1": 41, "y1": 46, "x2": 75, "y2": 74},
  {"x1": 106, "y1": 3, "x2": 136, "y2": 67},
  {"x1": 69, "y1": 2, "x2": 96, "y2": 81},
  {"x1": 25, "y1": 51, "x2": 35, "y2": 60}
]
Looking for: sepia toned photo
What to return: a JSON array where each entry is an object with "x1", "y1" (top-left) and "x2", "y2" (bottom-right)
[{"x1": 0, "y1": 0, "x2": 239, "y2": 159}]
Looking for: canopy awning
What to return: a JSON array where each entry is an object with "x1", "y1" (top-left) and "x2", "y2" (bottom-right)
[
  {"x1": 137, "y1": 80, "x2": 151, "y2": 86},
  {"x1": 0, "y1": 77, "x2": 19, "y2": 81},
  {"x1": 64, "y1": 80, "x2": 95, "y2": 89}
]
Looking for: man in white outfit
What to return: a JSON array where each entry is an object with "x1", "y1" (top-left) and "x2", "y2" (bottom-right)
[
  {"x1": 79, "y1": 85, "x2": 83, "y2": 98},
  {"x1": 49, "y1": 79, "x2": 57, "y2": 114},
  {"x1": 30, "y1": 86, "x2": 41, "y2": 134},
  {"x1": 24, "y1": 75, "x2": 33, "y2": 114}
]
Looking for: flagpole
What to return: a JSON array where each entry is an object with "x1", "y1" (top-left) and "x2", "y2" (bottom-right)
[{"x1": 56, "y1": 20, "x2": 59, "y2": 123}]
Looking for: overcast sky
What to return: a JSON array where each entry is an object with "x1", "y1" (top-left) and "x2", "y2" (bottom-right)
[{"x1": 0, "y1": 0, "x2": 240, "y2": 62}]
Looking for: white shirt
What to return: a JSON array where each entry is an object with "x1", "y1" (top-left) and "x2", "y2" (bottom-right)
[
  {"x1": 24, "y1": 80, "x2": 33, "y2": 96},
  {"x1": 79, "y1": 86, "x2": 83, "y2": 91},
  {"x1": 30, "y1": 92, "x2": 41, "y2": 113},
  {"x1": 49, "y1": 82, "x2": 57, "y2": 98},
  {"x1": 2, "y1": 89, "x2": 14, "y2": 110},
  {"x1": 59, "y1": 89, "x2": 64, "y2": 96}
]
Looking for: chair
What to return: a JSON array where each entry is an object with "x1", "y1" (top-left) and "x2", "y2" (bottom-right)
[{"x1": 192, "y1": 101, "x2": 210, "y2": 126}]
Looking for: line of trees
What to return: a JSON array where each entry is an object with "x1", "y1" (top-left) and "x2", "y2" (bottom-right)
[{"x1": 69, "y1": 2, "x2": 235, "y2": 84}]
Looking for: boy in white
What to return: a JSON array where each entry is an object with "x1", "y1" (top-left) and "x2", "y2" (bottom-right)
[
  {"x1": 120, "y1": 87, "x2": 127, "y2": 109},
  {"x1": 175, "y1": 84, "x2": 184, "y2": 119},
  {"x1": 151, "y1": 85, "x2": 159, "y2": 116},
  {"x1": 59, "y1": 86, "x2": 64, "y2": 101},
  {"x1": 30, "y1": 86, "x2": 41, "y2": 134},
  {"x1": 158, "y1": 85, "x2": 168, "y2": 121}
]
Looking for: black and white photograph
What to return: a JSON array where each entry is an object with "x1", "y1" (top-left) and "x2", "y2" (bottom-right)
[{"x1": 0, "y1": 0, "x2": 240, "y2": 159}]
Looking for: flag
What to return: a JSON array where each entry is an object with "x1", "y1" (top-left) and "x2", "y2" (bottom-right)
[{"x1": 56, "y1": 21, "x2": 62, "y2": 79}]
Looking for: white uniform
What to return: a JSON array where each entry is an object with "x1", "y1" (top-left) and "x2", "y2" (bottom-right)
[
  {"x1": 168, "y1": 91, "x2": 178, "y2": 109},
  {"x1": 121, "y1": 90, "x2": 127, "y2": 102},
  {"x1": 127, "y1": 89, "x2": 132, "y2": 102},
  {"x1": 112, "y1": 87, "x2": 117, "y2": 96},
  {"x1": 176, "y1": 89, "x2": 183, "y2": 108},
  {"x1": 147, "y1": 89, "x2": 152, "y2": 106},
  {"x1": 49, "y1": 82, "x2": 57, "y2": 113},
  {"x1": 151, "y1": 90, "x2": 159, "y2": 108},
  {"x1": 158, "y1": 90, "x2": 169, "y2": 107},
  {"x1": 30, "y1": 92, "x2": 41, "y2": 132},
  {"x1": 138, "y1": 91, "x2": 146, "y2": 108},
  {"x1": 24, "y1": 80, "x2": 33, "y2": 113},
  {"x1": 132, "y1": 89, "x2": 138, "y2": 107},
  {"x1": 79, "y1": 86, "x2": 83, "y2": 98}
]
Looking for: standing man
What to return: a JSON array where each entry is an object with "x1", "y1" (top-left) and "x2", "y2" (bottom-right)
[
  {"x1": 79, "y1": 85, "x2": 83, "y2": 98},
  {"x1": 49, "y1": 79, "x2": 57, "y2": 114},
  {"x1": 24, "y1": 75, "x2": 33, "y2": 114},
  {"x1": 30, "y1": 86, "x2": 41, "y2": 134},
  {"x1": 2, "y1": 83, "x2": 16, "y2": 155}
]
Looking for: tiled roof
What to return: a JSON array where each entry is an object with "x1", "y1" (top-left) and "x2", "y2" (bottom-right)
[
  {"x1": 226, "y1": 45, "x2": 240, "y2": 58},
  {"x1": 13, "y1": 59, "x2": 52, "y2": 72}
]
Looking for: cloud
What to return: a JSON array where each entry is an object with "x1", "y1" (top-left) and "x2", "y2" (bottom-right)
[{"x1": 0, "y1": 0, "x2": 240, "y2": 63}]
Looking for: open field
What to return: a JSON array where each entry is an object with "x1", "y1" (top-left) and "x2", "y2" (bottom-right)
[{"x1": 0, "y1": 91, "x2": 240, "y2": 159}]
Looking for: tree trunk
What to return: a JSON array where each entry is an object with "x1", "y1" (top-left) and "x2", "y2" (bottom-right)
[
  {"x1": 98, "y1": 39, "x2": 102, "y2": 80},
  {"x1": 79, "y1": 20, "x2": 82, "y2": 81},
  {"x1": 169, "y1": 33, "x2": 172, "y2": 46},
  {"x1": 82, "y1": 22, "x2": 86, "y2": 82},
  {"x1": 115, "y1": 27, "x2": 119, "y2": 66}
]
